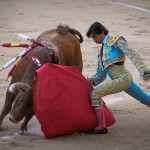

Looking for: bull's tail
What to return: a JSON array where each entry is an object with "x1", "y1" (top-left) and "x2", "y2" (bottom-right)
[
  {"x1": 68, "y1": 28, "x2": 83, "y2": 43},
  {"x1": 57, "y1": 25, "x2": 83, "y2": 43}
]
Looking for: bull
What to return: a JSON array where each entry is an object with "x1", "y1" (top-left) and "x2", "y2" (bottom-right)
[{"x1": 0, "y1": 25, "x2": 83, "y2": 133}]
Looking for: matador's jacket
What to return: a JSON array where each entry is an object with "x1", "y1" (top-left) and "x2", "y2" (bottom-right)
[{"x1": 91, "y1": 34, "x2": 150, "y2": 107}]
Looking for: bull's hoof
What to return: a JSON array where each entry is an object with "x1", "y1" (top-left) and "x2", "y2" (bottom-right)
[
  {"x1": 18, "y1": 130, "x2": 27, "y2": 135},
  {"x1": 18, "y1": 127, "x2": 28, "y2": 135}
]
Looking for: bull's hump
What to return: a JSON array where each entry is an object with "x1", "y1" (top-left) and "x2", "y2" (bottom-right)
[
  {"x1": 38, "y1": 30, "x2": 58, "y2": 39},
  {"x1": 46, "y1": 32, "x2": 58, "y2": 39}
]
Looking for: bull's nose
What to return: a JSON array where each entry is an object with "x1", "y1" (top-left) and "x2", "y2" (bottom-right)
[{"x1": 9, "y1": 115, "x2": 17, "y2": 123}]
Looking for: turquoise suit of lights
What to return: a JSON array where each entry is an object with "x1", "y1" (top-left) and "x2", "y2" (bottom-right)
[{"x1": 90, "y1": 34, "x2": 150, "y2": 107}]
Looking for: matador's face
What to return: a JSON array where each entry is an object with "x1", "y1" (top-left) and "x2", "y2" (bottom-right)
[{"x1": 90, "y1": 32, "x2": 105, "y2": 44}]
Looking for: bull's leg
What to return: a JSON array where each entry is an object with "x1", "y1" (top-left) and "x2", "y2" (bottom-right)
[
  {"x1": 18, "y1": 113, "x2": 34, "y2": 134},
  {"x1": 0, "y1": 91, "x2": 15, "y2": 129}
]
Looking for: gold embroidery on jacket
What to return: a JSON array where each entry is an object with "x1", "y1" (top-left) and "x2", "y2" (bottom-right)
[
  {"x1": 107, "y1": 34, "x2": 119, "y2": 46},
  {"x1": 103, "y1": 57, "x2": 125, "y2": 69},
  {"x1": 103, "y1": 44, "x2": 112, "y2": 54},
  {"x1": 91, "y1": 65, "x2": 132, "y2": 98},
  {"x1": 115, "y1": 37, "x2": 145, "y2": 75},
  {"x1": 102, "y1": 54, "x2": 111, "y2": 60}
]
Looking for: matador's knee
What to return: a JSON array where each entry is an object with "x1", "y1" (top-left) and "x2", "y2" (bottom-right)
[{"x1": 91, "y1": 96, "x2": 103, "y2": 109}]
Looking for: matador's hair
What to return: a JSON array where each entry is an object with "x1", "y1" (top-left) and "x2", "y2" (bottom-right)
[{"x1": 86, "y1": 22, "x2": 109, "y2": 38}]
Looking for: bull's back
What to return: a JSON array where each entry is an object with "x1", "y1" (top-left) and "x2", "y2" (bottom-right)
[{"x1": 37, "y1": 29, "x2": 83, "y2": 71}]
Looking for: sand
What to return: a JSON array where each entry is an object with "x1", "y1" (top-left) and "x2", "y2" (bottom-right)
[{"x1": 0, "y1": 0, "x2": 150, "y2": 150}]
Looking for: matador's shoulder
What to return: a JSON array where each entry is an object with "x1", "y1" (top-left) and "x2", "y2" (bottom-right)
[{"x1": 107, "y1": 34, "x2": 127, "y2": 46}]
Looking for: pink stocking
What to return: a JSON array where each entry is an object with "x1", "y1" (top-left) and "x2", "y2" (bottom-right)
[{"x1": 93, "y1": 106, "x2": 106, "y2": 130}]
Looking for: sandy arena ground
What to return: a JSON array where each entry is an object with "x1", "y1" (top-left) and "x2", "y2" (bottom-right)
[{"x1": 0, "y1": 0, "x2": 150, "y2": 150}]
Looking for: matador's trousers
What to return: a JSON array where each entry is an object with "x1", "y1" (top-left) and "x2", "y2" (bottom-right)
[{"x1": 91, "y1": 64, "x2": 150, "y2": 107}]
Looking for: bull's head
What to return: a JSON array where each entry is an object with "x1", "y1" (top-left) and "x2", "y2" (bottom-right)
[{"x1": 8, "y1": 82, "x2": 33, "y2": 123}]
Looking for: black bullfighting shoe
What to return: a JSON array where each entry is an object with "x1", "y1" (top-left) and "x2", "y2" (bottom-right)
[{"x1": 83, "y1": 128, "x2": 108, "y2": 134}]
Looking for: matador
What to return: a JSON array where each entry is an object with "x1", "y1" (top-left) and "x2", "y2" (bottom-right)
[{"x1": 86, "y1": 22, "x2": 150, "y2": 134}]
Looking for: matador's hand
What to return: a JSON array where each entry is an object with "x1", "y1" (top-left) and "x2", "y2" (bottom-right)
[
  {"x1": 143, "y1": 70, "x2": 150, "y2": 81},
  {"x1": 87, "y1": 77, "x2": 94, "y2": 84}
]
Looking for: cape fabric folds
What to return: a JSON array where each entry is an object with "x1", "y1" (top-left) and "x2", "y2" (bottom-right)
[{"x1": 34, "y1": 63, "x2": 115, "y2": 138}]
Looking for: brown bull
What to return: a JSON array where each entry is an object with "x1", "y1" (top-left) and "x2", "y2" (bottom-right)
[{"x1": 0, "y1": 25, "x2": 83, "y2": 133}]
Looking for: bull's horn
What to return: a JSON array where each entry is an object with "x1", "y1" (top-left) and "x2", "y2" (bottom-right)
[{"x1": 9, "y1": 82, "x2": 32, "y2": 93}]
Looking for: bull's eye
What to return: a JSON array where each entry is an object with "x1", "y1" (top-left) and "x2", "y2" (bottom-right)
[{"x1": 18, "y1": 97, "x2": 23, "y2": 106}]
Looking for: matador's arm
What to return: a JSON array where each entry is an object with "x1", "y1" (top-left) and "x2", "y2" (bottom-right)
[
  {"x1": 115, "y1": 37, "x2": 146, "y2": 77},
  {"x1": 90, "y1": 59, "x2": 107, "y2": 86}
]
